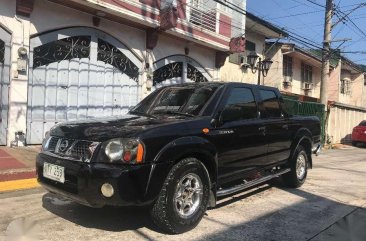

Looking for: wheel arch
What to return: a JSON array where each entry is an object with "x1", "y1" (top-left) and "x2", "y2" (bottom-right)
[
  {"x1": 144, "y1": 136, "x2": 218, "y2": 202},
  {"x1": 290, "y1": 129, "x2": 313, "y2": 168}
]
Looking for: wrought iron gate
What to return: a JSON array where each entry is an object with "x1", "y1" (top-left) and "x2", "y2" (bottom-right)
[
  {"x1": 27, "y1": 27, "x2": 142, "y2": 144},
  {"x1": 0, "y1": 27, "x2": 11, "y2": 145},
  {"x1": 152, "y1": 55, "x2": 212, "y2": 89}
]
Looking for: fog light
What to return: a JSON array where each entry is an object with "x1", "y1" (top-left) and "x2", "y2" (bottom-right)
[{"x1": 101, "y1": 183, "x2": 114, "y2": 197}]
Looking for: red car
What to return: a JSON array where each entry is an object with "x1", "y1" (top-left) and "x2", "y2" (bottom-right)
[{"x1": 352, "y1": 121, "x2": 366, "y2": 146}]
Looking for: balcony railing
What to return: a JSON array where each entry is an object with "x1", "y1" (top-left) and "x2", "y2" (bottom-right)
[{"x1": 188, "y1": 6, "x2": 217, "y2": 32}]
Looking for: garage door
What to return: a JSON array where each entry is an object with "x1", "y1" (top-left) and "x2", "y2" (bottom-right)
[
  {"x1": 27, "y1": 27, "x2": 142, "y2": 144},
  {"x1": 152, "y1": 55, "x2": 212, "y2": 89},
  {"x1": 0, "y1": 27, "x2": 11, "y2": 145}
]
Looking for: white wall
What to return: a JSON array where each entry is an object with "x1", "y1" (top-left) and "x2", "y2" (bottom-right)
[{"x1": 0, "y1": 0, "x2": 218, "y2": 145}]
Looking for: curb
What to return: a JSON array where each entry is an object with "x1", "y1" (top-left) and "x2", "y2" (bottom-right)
[{"x1": 0, "y1": 178, "x2": 39, "y2": 192}]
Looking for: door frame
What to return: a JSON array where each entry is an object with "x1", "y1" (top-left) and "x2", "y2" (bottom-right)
[{"x1": 0, "y1": 25, "x2": 12, "y2": 145}]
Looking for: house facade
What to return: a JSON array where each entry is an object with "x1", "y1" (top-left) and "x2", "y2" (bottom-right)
[
  {"x1": 264, "y1": 42, "x2": 366, "y2": 144},
  {"x1": 220, "y1": 12, "x2": 287, "y2": 84},
  {"x1": 0, "y1": 0, "x2": 246, "y2": 145}
]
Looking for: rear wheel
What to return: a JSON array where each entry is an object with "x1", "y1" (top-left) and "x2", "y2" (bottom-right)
[
  {"x1": 283, "y1": 145, "x2": 308, "y2": 188},
  {"x1": 352, "y1": 141, "x2": 358, "y2": 146},
  {"x1": 150, "y1": 158, "x2": 210, "y2": 234}
]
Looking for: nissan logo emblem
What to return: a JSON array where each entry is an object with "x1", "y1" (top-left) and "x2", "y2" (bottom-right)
[{"x1": 59, "y1": 140, "x2": 69, "y2": 152}]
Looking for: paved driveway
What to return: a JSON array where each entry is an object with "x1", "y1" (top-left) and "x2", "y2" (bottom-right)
[{"x1": 1, "y1": 147, "x2": 366, "y2": 241}]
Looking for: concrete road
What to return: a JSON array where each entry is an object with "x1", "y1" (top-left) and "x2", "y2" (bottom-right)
[{"x1": 1, "y1": 147, "x2": 366, "y2": 241}]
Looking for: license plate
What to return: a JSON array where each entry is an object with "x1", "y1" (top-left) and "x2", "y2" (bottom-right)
[{"x1": 43, "y1": 162, "x2": 65, "y2": 183}]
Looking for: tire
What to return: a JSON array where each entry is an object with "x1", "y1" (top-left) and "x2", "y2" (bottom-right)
[
  {"x1": 283, "y1": 145, "x2": 308, "y2": 188},
  {"x1": 352, "y1": 141, "x2": 358, "y2": 147},
  {"x1": 150, "y1": 158, "x2": 210, "y2": 234}
]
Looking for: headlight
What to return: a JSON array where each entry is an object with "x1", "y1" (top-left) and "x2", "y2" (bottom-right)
[
  {"x1": 105, "y1": 140, "x2": 124, "y2": 160},
  {"x1": 102, "y1": 138, "x2": 144, "y2": 164}
]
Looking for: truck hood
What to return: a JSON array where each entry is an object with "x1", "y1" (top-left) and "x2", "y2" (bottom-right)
[{"x1": 49, "y1": 114, "x2": 188, "y2": 142}]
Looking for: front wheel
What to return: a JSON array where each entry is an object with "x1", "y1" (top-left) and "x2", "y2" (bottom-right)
[
  {"x1": 283, "y1": 145, "x2": 308, "y2": 188},
  {"x1": 150, "y1": 158, "x2": 210, "y2": 234}
]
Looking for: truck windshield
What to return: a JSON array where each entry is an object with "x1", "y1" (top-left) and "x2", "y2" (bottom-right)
[{"x1": 131, "y1": 85, "x2": 218, "y2": 117}]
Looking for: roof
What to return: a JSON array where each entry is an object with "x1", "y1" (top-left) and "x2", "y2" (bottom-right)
[
  {"x1": 360, "y1": 65, "x2": 366, "y2": 72},
  {"x1": 246, "y1": 12, "x2": 288, "y2": 39},
  {"x1": 340, "y1": 56, "x2": 365, "y2": 73},
  {"x1": 266, "y1": 42, "x2": 342, "y2": 68}
]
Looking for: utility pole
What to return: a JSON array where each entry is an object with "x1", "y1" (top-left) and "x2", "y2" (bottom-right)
[{"x1": 320, "y1": 0, "x2": 333, "y2": 108}]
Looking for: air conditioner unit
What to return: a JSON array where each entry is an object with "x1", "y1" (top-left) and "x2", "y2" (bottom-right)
[
  {"x1": 283, "y1": 75, "x2": 293, "y2": 83},
  {"x1": 239, "y1": 55, "x2": 250, "y2": 69},
  {"x1": 302, "y1": 82, "x2": 313, "y2": 90}
]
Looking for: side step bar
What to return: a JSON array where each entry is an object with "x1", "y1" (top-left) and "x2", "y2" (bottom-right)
[{"x1": 216, "y1": 168, "x2": 291, "y2": 197}]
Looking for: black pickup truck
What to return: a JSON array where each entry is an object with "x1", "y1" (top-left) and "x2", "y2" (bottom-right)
[{"x1": 37, "y1": 82, "x2": 321, "y2": 233}]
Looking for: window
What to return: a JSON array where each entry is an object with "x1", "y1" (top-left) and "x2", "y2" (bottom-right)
[
  {"x1": 340, "y1": 78, "x2": 351, "y2": 95},
  {"x1": 33, "y1": 36, "x2": 91, "y2": 69},
  {"x1": 229, "y1": 40, "x2": 256, "y2": 65},
  {"x1": 259, "y1": 90, "x2": 281, "y2": 118},
  {"x1": 149, "y1": 86, "x2": 218, "y2": 116},
  {"x1": 221, "y1": 87, "x2": 257, "y2": 122},
  {"x1": 97, "y1": 39, "x2": 139, "y2": 80},
  {"x1": 301, "y1": 63, "x2": 312, "y2": 83},
  {"x1": 153, "y1": 62, "x2": 183, "y2": 85},
  {"x1": 283, "y1": 55, "x2": 293, "y2": 78},
  {"x1": 0, "y1": 39, "x2": 4, "y2": 64}
]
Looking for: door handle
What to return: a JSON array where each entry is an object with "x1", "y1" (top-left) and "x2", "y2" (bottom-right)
[
  {"x1": 258, "y1": 126, "x2": 266, "y2": 132},
  {"x1": 282, "y1": 125, "x2": 289, "y2": 130}
]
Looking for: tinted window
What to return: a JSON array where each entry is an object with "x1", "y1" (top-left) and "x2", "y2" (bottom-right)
[
  {"x1": 259, "y1": 90, "x2": 281, "y2": 118},
  {"x1": 131, "y1": 85, "x2": 218, "y2": 116},
  {"x1": 221, "y1": 87, "x2": 257, "y2": 122},
  {"x1": 359, "y1": 121, "x2": 366, "y2": 126}
]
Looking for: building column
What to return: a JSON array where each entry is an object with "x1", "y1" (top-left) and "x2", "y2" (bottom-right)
[{"x1": 7, "y1": 15, "x2": 31, "y2": 146}]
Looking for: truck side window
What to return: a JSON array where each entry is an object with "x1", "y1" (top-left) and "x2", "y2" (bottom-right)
[
  {"x1": 259, "y1": 90, "x2": 281, "y2": 118},
  {"x1": 221, "y1": 87, "x2": 257, "y2": 122}
]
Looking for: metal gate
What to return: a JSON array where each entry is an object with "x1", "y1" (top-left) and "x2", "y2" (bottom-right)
[
  {"x1": 152, "y1": 55, "x2": 212, "y2": 89},
  {"x1": 0, "y1": 27, "x2": 11, "y2": 145},
  {"x1": 28, "y1": 27, "x2": 142, "y2": 144}
]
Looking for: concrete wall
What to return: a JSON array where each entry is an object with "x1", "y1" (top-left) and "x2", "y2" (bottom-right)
[
  {"x1": 264, "y1": 46, "x2": 322, "y2": 99},
  {"x1": 219, "y1": 30, "x2": 265, "y2": 83},
  {"x1": 263, "y1": 45, "x2": 282, "y2": 90},
  {"x1": 328, "y1": 63, "x2": 341, "y2": 102}
]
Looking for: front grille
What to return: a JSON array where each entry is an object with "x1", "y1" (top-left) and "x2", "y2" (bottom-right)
[{"x1": 44, "y1": 136, "x2": 99, "y2": 162}]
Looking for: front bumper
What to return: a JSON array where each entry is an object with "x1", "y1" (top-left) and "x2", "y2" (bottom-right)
[{"x1": 36, "y1": 153, "x2": 161, "y2": 208}]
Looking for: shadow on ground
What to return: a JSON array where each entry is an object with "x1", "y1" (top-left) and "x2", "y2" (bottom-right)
[
  {"x1": 42, "y1": 193, "x2": 154, "y2": 232},
  {"x1": 41, "y1": 178, "x2": 366, "y2": 240}
]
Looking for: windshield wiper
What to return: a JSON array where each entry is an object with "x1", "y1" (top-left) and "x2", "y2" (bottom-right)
[
  {"x1": 129, "y1": 110, "x2": 156, "y2": 118},
  {"x1": 164, "y1": 111, "x2": 195, "y2": 117}
]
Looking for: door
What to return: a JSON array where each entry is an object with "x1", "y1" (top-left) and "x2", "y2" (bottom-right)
[
  {"x1": 210, "y1": 86, "x2": 267, "y2": 184},
  {"x1": 28, "y1": 27, "x2": 142, "y2": 144},
  {"x1": 0, "y1": 27, "x2": 11, "y2": 145},
  {"x1": 258, "y1": 89, "x2": 292, "y2": 164}
]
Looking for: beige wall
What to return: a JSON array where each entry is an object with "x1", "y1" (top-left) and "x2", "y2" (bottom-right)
[
  {"x1": 262, "y1": 45, "x2": 282, "y2": 89},
  {"x1": 264, "y1": 46, "x2": 322, "y2": 99},
  {"x1": 219, "y1": 30, "x2": 265, "y2": 84},
  {"x1": 328, "y1": 63, "x2": 341, "y2": 102}
]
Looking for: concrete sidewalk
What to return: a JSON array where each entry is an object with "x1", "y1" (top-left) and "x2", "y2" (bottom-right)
[{"x1": 0, "y1": 146, "x2": 40, "y2": 192}]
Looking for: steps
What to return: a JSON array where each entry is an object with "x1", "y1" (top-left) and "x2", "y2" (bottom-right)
[{"x1": 217, "y1": 168, "x2": 291, "y2": 197}]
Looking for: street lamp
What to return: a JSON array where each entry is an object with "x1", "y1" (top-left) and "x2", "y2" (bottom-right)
[{"x1": 247, "y1": 51, "x2": 273, "y2": 85}]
